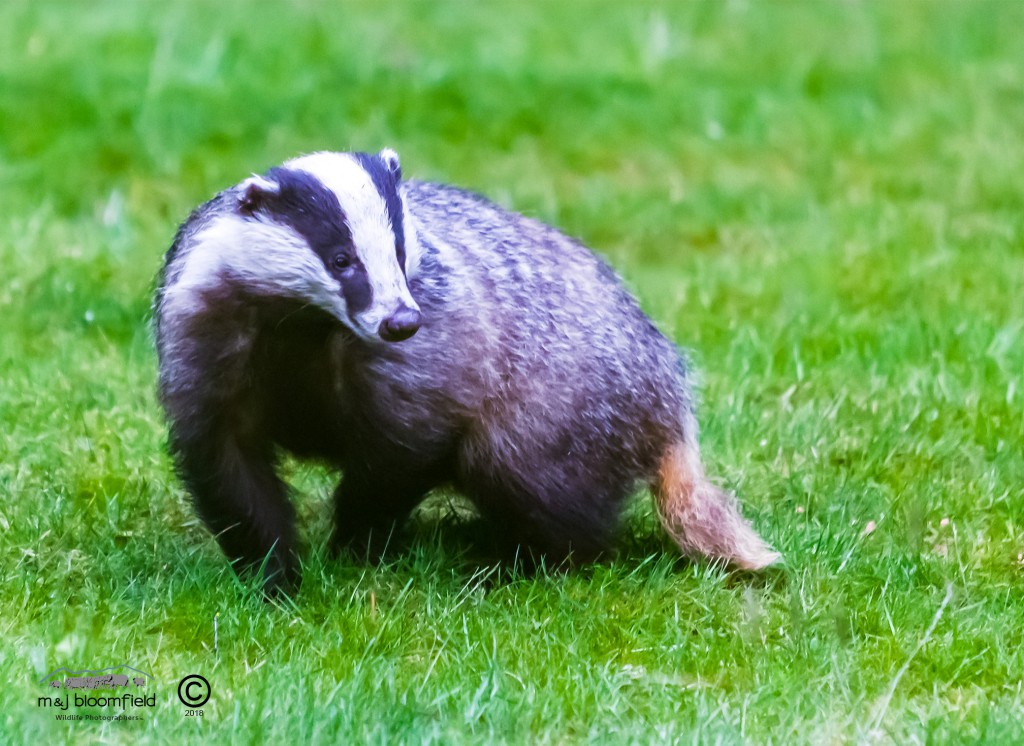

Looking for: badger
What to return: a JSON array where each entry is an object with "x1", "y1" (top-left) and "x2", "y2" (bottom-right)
[{"x1": 154, "y1": 149, "x2": 779, "y2": 593}]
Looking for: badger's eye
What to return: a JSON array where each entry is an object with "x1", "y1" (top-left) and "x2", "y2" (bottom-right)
[{"x1": 332, "y1": 254, "x2": 354, "y2": 272}]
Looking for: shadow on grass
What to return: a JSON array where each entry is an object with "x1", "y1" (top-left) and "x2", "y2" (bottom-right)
[
  {"x1": 142, "y1": 492, "x2": 788, "y2": 605},
  {"x1": 312, "y1": 497, "x2": 789, "y2": 595}
]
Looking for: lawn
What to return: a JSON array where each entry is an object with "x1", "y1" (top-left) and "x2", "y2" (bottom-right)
[{"x1": 2, "y1": 1, "x2": 1023, "y2": 743}]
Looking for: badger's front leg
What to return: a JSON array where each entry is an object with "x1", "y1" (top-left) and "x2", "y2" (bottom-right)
[
  {"x1": 157, "y1": 296, "x2": 301, "y2": 594},
  {"x1": 171, "y1": 423, "x2": 298, "y2": 593}
]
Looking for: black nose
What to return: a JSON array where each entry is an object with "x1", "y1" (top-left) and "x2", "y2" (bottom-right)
[{"x1": 378, "y1": 306, "x2": 422, "y2": 342}]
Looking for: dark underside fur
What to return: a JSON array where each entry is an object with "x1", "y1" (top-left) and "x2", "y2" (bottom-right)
[{"x1": 155, "y1": 174, "x2": 756, "y2": 594}]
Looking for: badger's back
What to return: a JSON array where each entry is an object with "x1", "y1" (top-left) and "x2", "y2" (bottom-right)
[{"x1": 359, "y1": 181, "x2": 691, "y2": 493}]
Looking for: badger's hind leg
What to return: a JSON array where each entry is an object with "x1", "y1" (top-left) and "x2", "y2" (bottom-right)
[
  {"x1": 172, "y1": 427, "x2": 299, "y2": 594},
  {"x1": 458, "y1": 454, "x2": 628, "y2": 569},
  {"x1": 480, "y1": 490, "x2": 622, "y2": 570},
  {"x1": 653, "y1": 420, "x2": 780, "y2": 570}
]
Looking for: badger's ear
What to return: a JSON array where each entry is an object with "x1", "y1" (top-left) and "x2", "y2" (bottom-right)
[
  {"x1": 378, "y1": 148, "x2": 401, "y2": 182},
  {"x1": 237, "y1": 175, "x2": 280, "y2": 215}
]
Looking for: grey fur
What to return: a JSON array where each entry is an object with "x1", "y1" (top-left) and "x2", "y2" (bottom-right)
[{"x1": 154, "y1": 150, "x2": 779, "y2": 593}]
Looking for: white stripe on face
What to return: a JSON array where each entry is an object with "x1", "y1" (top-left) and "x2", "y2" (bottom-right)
[
  {"x1": 167, "y1": 213, "x2": 346, "y2": 320},
  {"x1": 285, "y1": 152, "x2": 419, "y2": 337}
]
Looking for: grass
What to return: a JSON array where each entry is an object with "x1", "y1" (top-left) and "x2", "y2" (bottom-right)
[{"x1": 2, "y1": 0, "x2": 1023, "y2": 742}]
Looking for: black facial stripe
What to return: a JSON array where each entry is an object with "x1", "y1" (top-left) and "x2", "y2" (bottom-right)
[
  {"x1": 395, "y1": 240, "x2": 406, "y2": 274},
  {"x1": 260, "y1": 167, "x2": 354, "y2": 270},
  {"x1": 352, "y1": 152, "x2": 406, "y2": 272},
  {"x1": 341, "y1": 265, "x2": 372, "y2": 316},
  {"x1": 244, "y1": 167, "x2": 380, "y2": 319}
]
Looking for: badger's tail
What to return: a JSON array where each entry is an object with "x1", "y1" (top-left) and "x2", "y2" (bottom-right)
[{"x1": 653, "y1": 421, "x2": 780, "y2": 571}]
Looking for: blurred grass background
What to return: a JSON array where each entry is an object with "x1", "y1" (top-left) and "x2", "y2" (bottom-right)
[{"x1": 1, "y1": 1, "x2": 1022, "y2": 743}]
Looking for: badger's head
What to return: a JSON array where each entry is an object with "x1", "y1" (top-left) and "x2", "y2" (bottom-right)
[{"x1": 205, "y1": 149, "x2": 420, "y2": 342}]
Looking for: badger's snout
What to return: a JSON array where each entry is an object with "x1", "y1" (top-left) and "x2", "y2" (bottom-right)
[{"x1": 378, "y1": 305, "x2": 422, "y2": 342}]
